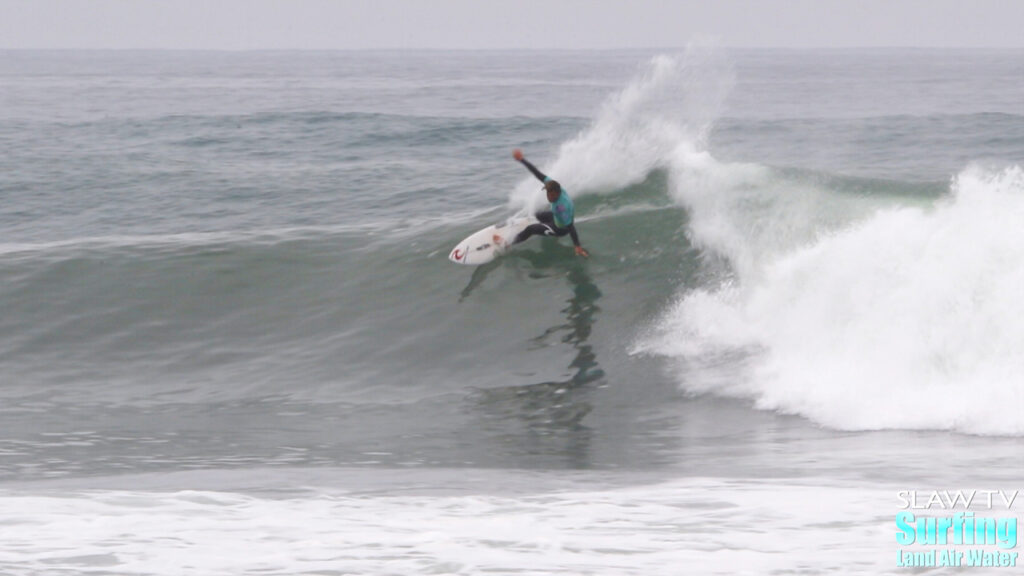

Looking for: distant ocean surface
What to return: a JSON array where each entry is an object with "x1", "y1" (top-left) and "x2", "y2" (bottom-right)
[{"x1": 2, "y1": 47, "x2": 1024, "y2": 575}]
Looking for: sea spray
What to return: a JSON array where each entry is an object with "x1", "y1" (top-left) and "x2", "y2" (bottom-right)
[{"x1": 509, "y1": 45, "x2": 735, "y2": 213}]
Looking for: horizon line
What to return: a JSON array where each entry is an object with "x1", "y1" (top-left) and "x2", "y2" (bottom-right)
[{"x1": 3, "y1": 45, "x2": 1024, "y2": 52}]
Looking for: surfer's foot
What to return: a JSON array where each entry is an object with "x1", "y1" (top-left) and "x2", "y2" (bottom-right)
[{"x1": 493, "y1": 234, "x2": 506, "y2": 247}]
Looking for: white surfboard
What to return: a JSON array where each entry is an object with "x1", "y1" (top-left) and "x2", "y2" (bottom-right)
[{"x1": 448, "y1": 216, "x2": 535, "y2": 265}]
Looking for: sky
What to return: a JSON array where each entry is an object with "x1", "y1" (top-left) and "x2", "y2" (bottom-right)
[{"x1": 2, "y1": 0, "x2": 1023, "y2": 50}]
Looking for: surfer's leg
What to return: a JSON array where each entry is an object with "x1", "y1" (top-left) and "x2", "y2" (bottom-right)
[
  {"x1": 513, "y1": 223, "x2": 554, "y2": 245},
  {"x1": 535, "y1": 211, "x2": 571, "y2": 238},
  {"x1": 505, "y1": 211, "x2": 555, "y2": 245}
]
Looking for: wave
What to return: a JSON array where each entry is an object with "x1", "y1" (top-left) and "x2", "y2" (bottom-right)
[
  {"x1": 639, "y1": 164, "x2": 1024, "y2": 435},
  {"x1": 538, "y1": 51, "x2": 1024, "y2": 436},
  {"x1": 10, "y1": 45, "x2": 1016, "y2": 438},
  {"x1": 436, "y1": 45, "x2": 1024, "y2": 436}
]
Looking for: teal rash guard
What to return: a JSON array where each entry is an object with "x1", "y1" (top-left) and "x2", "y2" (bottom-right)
[{"x1": 544, "y1": 176, "x2": 575, "y2": 228}]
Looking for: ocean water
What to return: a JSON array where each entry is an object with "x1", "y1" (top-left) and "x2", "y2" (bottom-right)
[{"x1": 2, "y1": 47, "x2": 1024, "y2": 575}]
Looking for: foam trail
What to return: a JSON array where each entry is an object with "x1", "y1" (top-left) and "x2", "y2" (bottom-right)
[
  {"x1": 642, "y1": 165, "x2": 1024, "y2": 435},
  {"x1": 509, "y1": 43, "x2": 734, "y2": 213}
]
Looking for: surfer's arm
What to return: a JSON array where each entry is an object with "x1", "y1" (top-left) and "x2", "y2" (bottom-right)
[
  {"x1": 518, "y1": 158, "x2": 548, "y2": 183},
  {"x1": 566, "y1": 224, "x2": 589, "y2": 257},
  {"x1": 567, "y1": 223, "x2": 581, "y2": 246}
]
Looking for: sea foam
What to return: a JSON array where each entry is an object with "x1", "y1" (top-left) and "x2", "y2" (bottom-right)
[{"x1": 0, "y1": 477, "x2": 890, "y2": 576}]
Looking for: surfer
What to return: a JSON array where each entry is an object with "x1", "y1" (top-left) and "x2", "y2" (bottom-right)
[{"x1": 498, "y1": 149, "x2": 589, "y2": 257}]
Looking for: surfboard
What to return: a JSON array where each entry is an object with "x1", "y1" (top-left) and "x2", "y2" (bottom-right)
[{"x1": 448, "y1": 216, "x2": 534, "y2": 265}]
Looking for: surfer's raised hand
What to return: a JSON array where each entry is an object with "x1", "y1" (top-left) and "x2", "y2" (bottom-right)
[
  {"x1": 575, "y1": 246, "x2": 589, "y2": 258},
  {"x1": 513, "y1": 148, "x2": 524, "y2": 161}
]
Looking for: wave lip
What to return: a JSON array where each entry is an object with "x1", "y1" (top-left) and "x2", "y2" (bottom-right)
[{"x1": 641, "y1": 165, "x2": 1024, "y2": 436}]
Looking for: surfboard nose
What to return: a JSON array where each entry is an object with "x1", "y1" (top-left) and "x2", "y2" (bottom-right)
[{"x1": 449, "y1": 246, "x2": 467, "y2": 263}]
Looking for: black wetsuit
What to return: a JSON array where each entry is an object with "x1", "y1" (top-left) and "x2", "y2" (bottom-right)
[{"x1": 513, "y1": 159, "x2": 581, "y2": 247}]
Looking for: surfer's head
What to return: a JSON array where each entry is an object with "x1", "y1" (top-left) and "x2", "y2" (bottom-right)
[{"x1": 545, "y1": 180, "x2": 561, "y2": 202}]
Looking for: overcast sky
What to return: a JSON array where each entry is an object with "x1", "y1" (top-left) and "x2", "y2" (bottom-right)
[{"x1": 2, "y1": 0, "x2": 1023, "y2": 50}]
